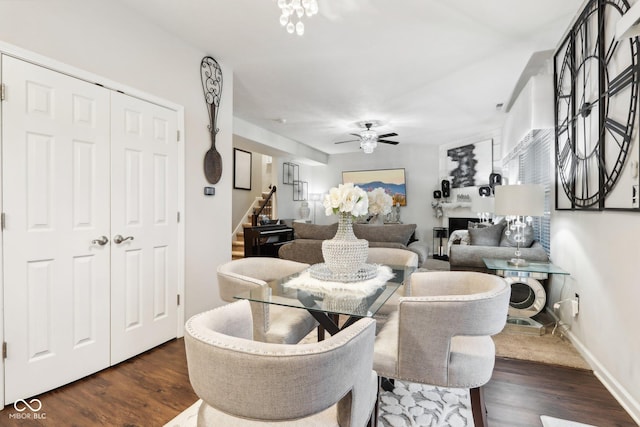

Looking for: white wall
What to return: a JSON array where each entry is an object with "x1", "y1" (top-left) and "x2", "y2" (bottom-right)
[
  {"x1": 502, "y1": 73, "x2": 554, "y2": 158},
  {"x1": 0, "y1": 0, "x2": 233, "y2": 318},
  {"x1": 503, "y1": 39, "x2": 640, "y2": 423},
  {"x1": 275, "y1": 157, "x2": 315, "y2": 222},
  {"x1": 231, "y1": 149, "x2": 268, "y2": 231},
  {"x1": 309, "y1": 144, "x2": 440, "y2": 246}
]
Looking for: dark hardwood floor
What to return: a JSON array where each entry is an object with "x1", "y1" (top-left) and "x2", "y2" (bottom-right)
[
  {"x1": 1, "y1": 338, "x2": 636, "y2": 426},
  {"x1": 1, "y1": 339, "x2": 197, "y2": 427},
  {"x1": 485, "y1": 358, "x2": 637, "y2": 427}
]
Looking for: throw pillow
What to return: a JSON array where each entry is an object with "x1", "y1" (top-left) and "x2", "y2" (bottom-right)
[
  {"x1": 468, "y1": 221, "x2": 506, "y2": 246},
  {"x1": 467, "y1": 220, "x2": 486, "y2": 229},
  {"x1": 293, "y1": 222, "x2": 338, "y2": 240},
  {"x1": 500, "y1": 223, "x2": 535, "y2": 247},
  {"x1": 353, "y1": 223, "x2": 417, "y2": 245}
]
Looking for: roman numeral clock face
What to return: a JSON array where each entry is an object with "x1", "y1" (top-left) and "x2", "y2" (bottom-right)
[{"x1": 555, "y1": 0, "x2": 639, "y2": 209}]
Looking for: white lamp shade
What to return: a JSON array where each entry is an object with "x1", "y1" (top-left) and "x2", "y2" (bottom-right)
[
  {"x1": 471, "y1": 196, "x2": 495, "y2": 213},
  {"x1": 310, "y1": 193, "x2": 322, "y2": 201},
  {"x1": 494, "y1": 184, "x2": 545, "y2": 216}
]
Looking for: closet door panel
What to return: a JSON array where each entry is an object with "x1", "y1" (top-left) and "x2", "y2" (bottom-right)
[
  {"x1": 2, "y1": 55, "x2": 111, "y2": 403},
  {"x1": 110, "y1": 92, "x2": 178, "y2": 364}
]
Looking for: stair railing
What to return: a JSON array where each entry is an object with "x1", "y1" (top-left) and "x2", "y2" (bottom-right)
[{"x1": 251, "y1": 185, "x2": 277, "y2": 226}]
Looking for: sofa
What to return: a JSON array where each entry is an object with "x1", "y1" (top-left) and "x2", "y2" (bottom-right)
[
  {"x1": 448, "y1": 220, "x2": 549, "y2": 272},
  {"x1": 278, "y1": 222, "x2": 429, "y2": 266}
]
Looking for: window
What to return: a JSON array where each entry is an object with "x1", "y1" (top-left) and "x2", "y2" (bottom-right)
[{"x1": 516, "y1": 129, "x2": 552, "y2": 254}]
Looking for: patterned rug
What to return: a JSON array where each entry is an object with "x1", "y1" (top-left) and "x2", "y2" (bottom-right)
[
  {"x1": 379, "y1": 381, "x2": 472, "y2": 427},
  {"x1": 165, "y1": 381, "x2": 472, "y2": 427}
]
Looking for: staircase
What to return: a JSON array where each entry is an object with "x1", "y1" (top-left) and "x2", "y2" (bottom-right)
[{"x1": 231, "y1": 190, "x2": 275, "y2": 259}]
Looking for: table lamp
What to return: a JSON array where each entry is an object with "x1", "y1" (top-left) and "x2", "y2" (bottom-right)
[
  {"x1": 471, "y1": 195, "x2": 495, "y2": 223},
  {"x1": 494, "y1": 184, "x2": 544, "y2": 266}
]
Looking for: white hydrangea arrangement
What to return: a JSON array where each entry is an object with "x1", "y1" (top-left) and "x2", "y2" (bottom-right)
[
  {"x1": 323, "y1": 183, "x2": 369, "y2": 217},
  {"x1": 367, "y1": 187, "x2": 393, "y2": 216}
]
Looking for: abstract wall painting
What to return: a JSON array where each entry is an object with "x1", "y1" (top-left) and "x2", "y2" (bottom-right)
[{"x1": 446, "y1": 139, "x2": 493, "y2": 188}]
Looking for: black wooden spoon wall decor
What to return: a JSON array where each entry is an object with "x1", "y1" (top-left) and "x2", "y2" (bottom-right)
[{"x1": 200, "y1": 56, "x2": 223, "y2": 184}]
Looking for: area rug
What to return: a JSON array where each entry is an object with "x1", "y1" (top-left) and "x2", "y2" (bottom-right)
[
  {"x1": 492, "y1": 311, "x2": 591, "y2": 370},
  {"x1": 301, "y1": 315, "x2": 590, "y2": 370},
  {"x1": 164, "y1": 381, "x2": 473, "y2": 427},
  {"x1": 540, "y1": 415, "x2": 598, "y2": 427},
  {"x1": 493, "y1": 329, "x2": 590, "y2": 370}
]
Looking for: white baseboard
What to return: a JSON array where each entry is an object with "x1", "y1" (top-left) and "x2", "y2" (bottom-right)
[{"x1": 545, "y1": 309, "x2": 640, "y2": 425}]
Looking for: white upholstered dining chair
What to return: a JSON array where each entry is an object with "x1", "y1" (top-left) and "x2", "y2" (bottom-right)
[
  {"x1": 374, "y1": 271, "x2": 510, "y2": 427},
  {"x1": 216, "y1": 257, "x2": 317, "y2": 344},
  {"x1": 184, "y1": 300, "x2": 379, "y2": 427},
  {"x1": 366, "y1": 247, "x2": 419, "y2": 317}
]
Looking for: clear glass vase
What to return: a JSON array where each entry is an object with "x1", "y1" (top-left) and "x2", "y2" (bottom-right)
[{"x1": 321, "y1": 213, "x2": 369, "y2": 275}]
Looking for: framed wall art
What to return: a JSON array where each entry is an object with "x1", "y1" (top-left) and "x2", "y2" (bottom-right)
[
  {"x1": 342, "y1": 168, "x2": 407, "y2": 206},
  {"x1": 293, "y1": 180, "x2": 308, "y2": 201},
  {"x1": 283, "y1": 161, "x2": 299, "y2": 185},
  {"x1": 233, "y1": 148, "x2": 252, "y2": 190},
  {"x1": 445, "y1": 139, "x2": 493, "y2": 189}
]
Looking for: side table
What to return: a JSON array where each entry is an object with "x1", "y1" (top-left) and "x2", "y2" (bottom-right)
[{"x1": 483, "y1": 258, "x2": 569, "y2": 334}]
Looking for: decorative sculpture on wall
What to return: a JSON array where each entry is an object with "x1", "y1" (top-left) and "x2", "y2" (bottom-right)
[{"x1": 200, "y1": 56, "x2": 223, "y2": 184}]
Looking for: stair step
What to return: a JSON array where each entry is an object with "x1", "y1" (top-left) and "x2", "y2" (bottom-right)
[
  {"x1": 231, "y1": 250, "x2": 245, "y2": 259},
  {"x1": 232, "y1": 240, "x2": 244, "y2": 248}
]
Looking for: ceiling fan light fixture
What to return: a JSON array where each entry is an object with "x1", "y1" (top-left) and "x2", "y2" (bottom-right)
[
  {"x1": 360, "y1": 129, "x2": 377, "y2": 140},
  {"x1": 361, "y1": 141, "x2": 376, "y2": 154},
  {"x1": 359, "y1": 125, "x2": 378, "y2": 153},
  {"x1": 334, "y1": 120, "x2": 398, "y2": 153},
  {"x1": 360, "y1": 129, "x2": 378, "y2": 154}
]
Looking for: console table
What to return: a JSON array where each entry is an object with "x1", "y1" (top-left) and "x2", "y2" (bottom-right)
[{"x1": 483, "y1": 258, "x2": 569, "y2": 334}]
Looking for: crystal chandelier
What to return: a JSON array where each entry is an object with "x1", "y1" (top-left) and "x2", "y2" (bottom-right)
[
  {"x1": 277, "y1": 0, "x2": 319, "y2": 36},
  {"x1": 359, "y1": 129, "x2": 378, "y2": 154}
]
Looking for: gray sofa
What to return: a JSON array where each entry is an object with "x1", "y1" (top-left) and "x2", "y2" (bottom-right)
[
  {"x1": 448, "y1": 220, "x2": 549, "y2": 272},
  {"x1": 278, "y1": 222, "x2": 428, "y2": 266}
]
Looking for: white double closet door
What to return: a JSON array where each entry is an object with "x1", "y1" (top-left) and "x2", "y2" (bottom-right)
[{"x1": 2, "y1": 55, "x2": 179, "y2": 403}]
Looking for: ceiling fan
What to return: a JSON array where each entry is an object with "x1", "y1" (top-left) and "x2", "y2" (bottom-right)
[{"x1": 334, "y1": 122, "x2": 399, "y2": 153}]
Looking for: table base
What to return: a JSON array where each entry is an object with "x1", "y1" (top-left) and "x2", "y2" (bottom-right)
[{"x1": 505, "y1": 316, "x2": 545, "y2": 336}]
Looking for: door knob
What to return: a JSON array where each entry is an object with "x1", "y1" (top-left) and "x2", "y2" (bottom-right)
[
  {"x1": 113, "y1": 235, "x2": 134, "y2": 244},
  {"x1": 91, "y1": 236, "x2": 109, "y2": 246}
]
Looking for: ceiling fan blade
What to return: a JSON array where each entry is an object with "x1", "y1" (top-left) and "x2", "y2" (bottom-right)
[
  {"x1": 349, "y1": 133, "x2": 361, "y2": 137},
  {"x1": 334, "y1": 139, "x2": 360, "y2": 144},
  {"x1": 378, "y1": 140, "x2": 400, "y2": 145},
  {"x1": 377, "y1": 132, "x2": 398, "y2": 139}
]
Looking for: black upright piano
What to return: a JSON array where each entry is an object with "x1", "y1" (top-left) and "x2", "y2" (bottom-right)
[{"x1": 243, "y1": 224, "x2": 295, "y2": 258}]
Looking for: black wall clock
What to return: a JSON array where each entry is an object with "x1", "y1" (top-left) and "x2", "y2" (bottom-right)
[{"x1": 554, "y1": 0, "x2": 639, "y2": 209}]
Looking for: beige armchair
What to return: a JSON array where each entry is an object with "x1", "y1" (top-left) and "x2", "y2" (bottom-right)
[
  {"x1": 374, "y1": 271, "x2": 510, "y2": 427},
  {"x1": 366, "y1": 247, "x2": 418, "y2": 317},
  {"x1": 366, "y1": 247, "x2": 419, "y2": 268},
  {"x1": 217, "y1": 257, "x2": 317, "y2": 344},
  {"x1": 184, "y1": 300, "x2": 379, "y2": 426}
]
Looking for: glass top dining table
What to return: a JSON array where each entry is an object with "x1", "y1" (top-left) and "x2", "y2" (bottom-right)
[{"x1": 234, "y1": 263, "x2": 415, "y2": 337}]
